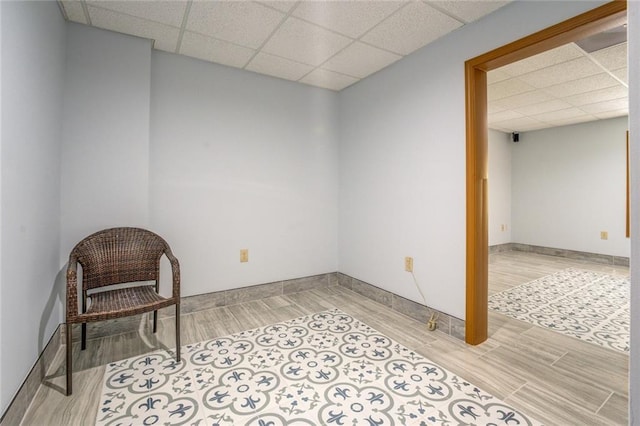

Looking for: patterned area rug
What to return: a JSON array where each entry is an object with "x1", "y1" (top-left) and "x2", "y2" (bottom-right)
[
  {"x1": 96, "y1": 309, "x2": 540, "y2": 425},
  {"x1": 489, "y1": 268, "x2": 629, "y2": 352}
]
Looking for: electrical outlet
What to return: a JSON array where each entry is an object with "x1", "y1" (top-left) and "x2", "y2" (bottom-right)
[
  {"x1": 600, "y1": 231, "x2": 608, "y2": 240},
  {"x1": 404, "y1": 256, "x2": 413, "y2": 272},
  {"x1": 240, "y1": 249, "x2": 249, "y2": 262}
]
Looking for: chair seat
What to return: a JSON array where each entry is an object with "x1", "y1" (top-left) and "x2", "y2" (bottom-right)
[{"x1": 80, "y1": 285, "x2": 172, "y2": 322}]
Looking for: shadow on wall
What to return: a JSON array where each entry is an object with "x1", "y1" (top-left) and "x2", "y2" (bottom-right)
[{"x1": 38, "y1": 266, "x2": 66, "y2": 394}]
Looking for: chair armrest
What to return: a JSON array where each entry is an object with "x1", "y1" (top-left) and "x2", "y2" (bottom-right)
[
  {"x1": 66, "y1": 260, "x2": 79, "y2": 321},
  {"x1": 164, "y1": 250, "x2": 180, "y2": 300}
]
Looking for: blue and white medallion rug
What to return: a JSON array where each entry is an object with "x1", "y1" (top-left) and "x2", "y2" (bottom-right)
[
  {"x1": 96, "y1": 308, "x2": 541, "y2": 425},
  {"x1": 489, "y1": 268, "x2": 629, "y2": 352}
]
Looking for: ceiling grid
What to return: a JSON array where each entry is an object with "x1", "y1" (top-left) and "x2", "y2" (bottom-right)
[{"x1": 58, "y1": 0, "x2": 627, "y2": 131}]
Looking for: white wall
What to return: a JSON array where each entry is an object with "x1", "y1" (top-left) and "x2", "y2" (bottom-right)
[
  {"x1": 149, "y1": 53, "x2": 339, "y2": 296},
  {"x1": 488, "y1": 129, "x2": 512, "y2": 246},
  {"x1": 60, "y1": 24, "x2": 151, "y2": 259},
  {"x1": 337, "y1": 0, "x2": 607, "y2": 319},
  {"x1": 512, "y1": 117, "x2": 629, "y2": 257},
  {"x1": 0, "y1": 1, "x2": 3, "y2": 410},
  {"x1": 628, "y1": 1, "x2": 639, "y2": 423},
  {"x1": 0, "y1": 1, "x2": 66, "y2": 414}
]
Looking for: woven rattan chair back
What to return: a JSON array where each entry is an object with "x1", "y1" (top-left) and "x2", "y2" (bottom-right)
[
  {"x1": 72, "y1": 228, "x2": 167, "y2": 291},
  {"x1": 65, "y1": 227, "x2": 181, "y2": 396}
]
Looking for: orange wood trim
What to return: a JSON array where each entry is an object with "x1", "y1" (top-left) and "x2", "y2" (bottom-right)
[
  {"x1": 467, "y1": 1, "x2": 626, "y2": 71},
  {"x1": 465, "y1": 64, "x2": 488, "y2": 345},
  {"x1": 465, "y1": 0, "x2": 627, "y2": 345}
]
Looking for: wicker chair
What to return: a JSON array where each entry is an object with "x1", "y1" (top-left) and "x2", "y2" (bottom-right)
[{"x1": 65, "y1": 227, "x2": 181, "y2": 396}]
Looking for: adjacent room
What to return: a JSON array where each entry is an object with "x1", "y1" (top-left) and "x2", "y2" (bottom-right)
[
  {"x1": 486, "y1": 34, "x2": 630, "y2": 351},
  {"x1": 1, "y1": 0, "x2": 639, "y2": 425}
]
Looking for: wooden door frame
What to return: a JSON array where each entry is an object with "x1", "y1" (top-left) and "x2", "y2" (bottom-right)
[{"x1": 465, "y1": 1, "x2": 627, "y2": 345}]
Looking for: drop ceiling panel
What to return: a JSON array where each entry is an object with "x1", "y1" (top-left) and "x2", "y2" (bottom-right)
[
  {"x1": 492, "y1": 91, "x2": 555, "y2": 110},
  {"x1": 541, "y1": 73, "x2": 620, "y2": 98},
  {"x1": 499, "y1": 43, "x2": 582, "y2": 77},
  {"x1": 292, "y1": 1, "x2": 404, "y2": 39},
  {"x1": 361, "y1": 2, "x2": 462, "y2": 55},
  {"x1": 262, "y1": 17, "x2": 352, "y2": 66},
  {"x1": 322, "y1": 42, "x2": 402, "y2": 79},
  {"x1": 300, "y1": 68, "x2": 359, "y2": 91},
  {"x1": 487, "y1": 78, "x2": 534, "y2": 102},
  {"x1": 589, "y1": 42, "x2": 627, "y2": 71},
  {"x1": 532, "y1": 107, "x2": 588, "y2": 123},
  {"x1": 592, "y1": 109, "x2": 628, "y2": 120},
  {"x1": 487, "y1": 69, "x2": 511, "y2": 85},
  {"x1": 579, "y1": 98, "x2": 628, "y2": 114},
  {"x1": 427, "y1": 0, "x2": 509, "y2": 23},
  {"x1": 87, "y1": 5, "x2": 179, "y2": 52},
  {"x1": 257, "y1": 1, "x2": 297, "y2": 14},
  {"x1": 180, "y1": 31, "x2": 255, "y2": 68},
  {"x1": 544, "y1": 115, "x2": 596, "y2": 127},
  {"x1": 563, "y1": 85, "x2": 628, "y2": 107},
  {"x1": 492, "y1": 116, "x2": 545, "y2": 132},
  {"x1": 245, "y1": 52, "x2": 314, "y2": 82},
  {"x1": 513, "y1": 99, "x2": 573, "y2": 116},
  {"x1": 428, "y1": 0, "x2": 510, "y2": 23},
  {"x1": 187, "y1": 1, "x2": 285, "y2": 49},
  {"x1": 87, "y1": 1, "x2": 186, "y2": 27},
  {"x1": 611, "y1": 67, "x2": 628, "y2": 84},
  {"x1": 488, "y1": 103, "x2": 507, "y2": 114},
  {"x1": 517, "y1": 57, "x2": 603, "y2": 88},
  {"x1": 488, "y1": 110, "x2": 524, "y2": 123}
]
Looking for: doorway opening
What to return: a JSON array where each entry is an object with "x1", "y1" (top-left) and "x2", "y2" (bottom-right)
[{"x1": 464, "y1": 1, "x2": 627, "y2": 345}]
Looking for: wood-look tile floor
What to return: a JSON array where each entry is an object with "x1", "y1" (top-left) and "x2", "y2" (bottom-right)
[{"x1": 20, "y1": 251, "x2": 628, "y2": 425}]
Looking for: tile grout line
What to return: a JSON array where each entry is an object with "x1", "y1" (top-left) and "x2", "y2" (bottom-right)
[
  {"x1": 502, "y1": 381, "x2": 529, "y2": 403},
  {"x1": 549, "y1": 350, "x2": 571, "y2": 367},
  {"x1": 595, "y1": 391, "x2": 615, "y2": 416}
]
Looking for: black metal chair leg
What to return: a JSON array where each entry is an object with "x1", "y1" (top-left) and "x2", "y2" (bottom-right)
[
  {"x1": 175, "y1": 304, "x2": 180, "y2": 362},
  {"x1": 153, "y1": 310, "x2": 158, "y2": 333},
  {"x1": 66, "y1": 323, "x2": 73, "y2": 396},
  {"x1": 81, "y1": 323, "x2": 86, "y2": 350},
  {"x1": 81, "y1": 292, "x2": 87, "y2": 350}
]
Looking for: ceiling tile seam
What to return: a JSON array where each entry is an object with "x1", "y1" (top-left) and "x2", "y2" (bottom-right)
[
  {"x1": 492, "y1": 116, "x2": 543, "y2": 126},
  {"x1": 255, "y1": 0, "x2": 299, "y2": 14},
  {"x1": 575, "y1": 44, "x2": 629, "y2": 89},
  {"x1": 422, "y1": 1, "x2": 468, "y2": 24},
  {"x1": 56, "y1": 1, "x2": 69, "y2": 20},
  {"x1": 573, "y1": 97, "x2": 628, "y2": 111},
  {"x1": 241, "y1": 2, "x2": 301, "y2": 70},
  {"x1": 81, "y1": 0, "x2": 91, "y2": 25},
  {"x1": 498, "y1": 54, "x2": 595, "y2": 81},
  {"x1": 85, "y1": 3, "x2": 182, "y2": 30},
  {"x1": 296, "y1": 60, "x2": 362, "y2": 85},
  {"x1": 563, "y1": 91, "x2": 628, "y2": 106},
  {"x1": 285, "y1": 15, "x2": 360, "y2": 42},
  {"x1": 302, "y1": 39, "x2": 363, "y2": 80},
  {"x1": 294, "y1": 2, "x2": 424, "y2": 82},
  {"x1": 292, "y1": 34, "x2": 378, "y2": 84},
  {"x1": 490, "y1": 87, "x2": 538, "y2": 102},
  {"x1": 347, "y1": 1, "x2": 415, "y2": 56},
  {"x1": 244, "y1": 49, "x2": 317, "y2": 71},
  {"x1": 177, "y1": 29, "x2": 261, "y2": 57},
  {"x1": 175, "y1": 0, "x2": 193, "y2": 54},
  {"x1": 288, "y1": 2, "x2": 409, "y2": 41},
  {"x1": 500, "y1": 89, "x2": 576, "y2": 110},
  {"x1": 529, "y1": 107, "x2": 587, "y2": 120},
  {"x1": 356, "y1": 39, "x2": 410, "y2": 58}
]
